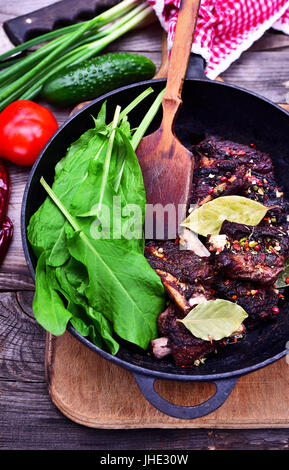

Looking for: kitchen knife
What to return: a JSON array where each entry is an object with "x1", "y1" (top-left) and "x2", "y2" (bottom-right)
[{"x1": 3, "y1": 0, "x2": 120, "y2": 45}]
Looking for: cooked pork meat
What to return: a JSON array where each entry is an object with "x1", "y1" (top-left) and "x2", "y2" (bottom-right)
[
  {"x1": 147, "y1": 134, "x2": 288, "y2": 367},
  {"x1": 144, "y1": 241, "x2": 214, "y2": 312},
  {"x1": 191, "y1": 165, "x2": 247, "y2": 207},
  {"x1": 150, "y1": 303, "x2": 246, "y2": 365},
  {"x1": 241, "y1": 170, "x2": 289, "y2": 230},
  {"x1": 190, "y1": 136, "x2": 288, "y2": 225},
  {"x1": 214, "y1": 276, "x2": 279, "y2": 327},
  {"x1": 145, "y1": 241, "x2": 214, "y2": 285},
  {"x1": 192, "y1": 135, "x2": 274, "y2": 177},
  {"x1": 207, "y1": 220, "x2": 289, "y2": 285}
]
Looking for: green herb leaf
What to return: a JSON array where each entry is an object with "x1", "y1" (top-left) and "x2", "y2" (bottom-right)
[
  {"x1": 276, "y1": 259, "x2": 289, "y2": 288},
  {"x1": 55, "y1": 260, "x2": 119, "y2": 354},
  {"x1": 39, "y1": 169, "x2": 165, "y2": 350},
  {"x1": 47, "y1": 225, "x2": 70, "y2": 267},
  {"x1": 66, "y1": 231, "x2": 165, "y2": 349},
  {"x1": 33, "y1": 252, "x2": 73, "y2": 336},
  {"x1": 178, "y1": 299, "x2": 248, "y2": 341},
  {"x1": 27, "y1": 131, "x2": 107, "y2": 258},
  {"x1": 181, "y1": 195, "x2": 269, "y2": 237},
  {"x1": 28, "y1": 89, "x2": 166, "y2": 354}
]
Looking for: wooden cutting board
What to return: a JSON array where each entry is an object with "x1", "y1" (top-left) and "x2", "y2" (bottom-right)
[{"x1": 45, "y1": 331, "x2": 289, "y2": 428}]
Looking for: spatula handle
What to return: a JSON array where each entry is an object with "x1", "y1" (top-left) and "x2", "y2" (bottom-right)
[{"x1": 162, "y1": 0, "x2": 201, "y2": 126}]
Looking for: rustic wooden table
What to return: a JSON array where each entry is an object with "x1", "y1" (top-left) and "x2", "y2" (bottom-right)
[{"x1": 1, "y1": 0, "x2": 289, "y2": 451}]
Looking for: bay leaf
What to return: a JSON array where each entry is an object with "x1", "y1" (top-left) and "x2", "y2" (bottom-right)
[
  {"x1": 179, "y1": 299, "x2": 248, "y2": 341},
  {"x1": 181, "y1": 195, "x2": 269, "y2": 237}
]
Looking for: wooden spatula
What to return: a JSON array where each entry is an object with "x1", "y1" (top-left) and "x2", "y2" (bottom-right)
[{"x1": 136, "y1": 0, "x2": 201, "y2": 239}]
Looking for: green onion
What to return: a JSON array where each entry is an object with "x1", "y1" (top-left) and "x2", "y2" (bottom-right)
[
  {"x1": 20, "y1": 3, "x2": 150, "y2": 102},
  {"x1": 115, "y1": 87, "x2": 165, "y2": 192},
  {"x1": 0, "y1": 0, "x2": 137, "y2": 63},
  {"x1": 131, "y1": 88, "x2": 165, "y2": 149},
  {"x1": 0, "y1": 0, "x2": 153, "y2": 110}
]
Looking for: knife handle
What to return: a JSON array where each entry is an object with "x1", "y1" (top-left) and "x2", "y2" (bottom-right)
[{"x1": 3, "y1": 0, "x2": 119, "y2": 45}]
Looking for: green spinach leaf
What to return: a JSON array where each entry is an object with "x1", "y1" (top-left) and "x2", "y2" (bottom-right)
[{"x1": 33, "y1": 252, "x2": 73, "y2": 335}]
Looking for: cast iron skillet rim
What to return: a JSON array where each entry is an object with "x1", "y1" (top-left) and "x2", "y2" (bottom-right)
[{"x1": 21, "y1": 77, "x2": 289, "y2": 382}]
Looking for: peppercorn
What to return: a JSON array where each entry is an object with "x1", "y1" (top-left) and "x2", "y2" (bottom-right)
[{"x1": 254, "y1": 244, "x2": 261, "y2": 251}]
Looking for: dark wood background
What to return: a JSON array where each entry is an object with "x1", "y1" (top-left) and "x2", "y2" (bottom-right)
[{"x1": 1, "y1": 0, "x2": 289, "y2": 450}]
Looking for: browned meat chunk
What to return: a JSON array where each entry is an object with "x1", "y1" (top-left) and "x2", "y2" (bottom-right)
[
  {"x1": 191, "y1": 165, "x2": 247, "y2": 207},
  {"x1": 241, "y1": 170, "x2": 289, "y2": 230},
  {"x1": 150, "y1": 303, "x2": 245, "y2": 365},
  {"x1": 214, "y1": 276, "x2": 280, "y2": 327},
  {"x1": 192, "y1": 135, "x2": 274, "y2": 176},
  {"x1": 207, "y1": 220, "x2": 289, "y2": 285},
  {"x1": 144, "y1": 241, "x2": 214, "y2": 312},
  {"x1": 190, "y1": 135, "x2": 279, "y2": 209}
]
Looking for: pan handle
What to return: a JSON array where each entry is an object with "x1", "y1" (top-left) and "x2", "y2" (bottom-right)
[
  {"x1": 133, "y1": 372, "x2": 239, "y2": 419},
  {"x1": 188, "y1": 53, "x2": 208, "y2": 80}
]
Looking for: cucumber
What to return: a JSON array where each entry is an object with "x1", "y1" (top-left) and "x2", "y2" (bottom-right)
[{"x1": 41, "y1": 52, "x2": 156, "y2": 106}]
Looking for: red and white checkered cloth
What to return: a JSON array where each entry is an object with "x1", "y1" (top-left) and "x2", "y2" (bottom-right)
[{"x1": 148, "y1": 0, "x2": 289, "y2": 79}]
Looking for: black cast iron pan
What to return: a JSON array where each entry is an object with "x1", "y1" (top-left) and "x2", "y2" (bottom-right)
[{"x1": 21, "y1": 57, "x2": 289, "y2": 419}]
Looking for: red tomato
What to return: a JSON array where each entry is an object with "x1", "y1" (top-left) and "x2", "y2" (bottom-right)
[{"x1": 0, "y1": 100, "x2": 58, "y2": 166}]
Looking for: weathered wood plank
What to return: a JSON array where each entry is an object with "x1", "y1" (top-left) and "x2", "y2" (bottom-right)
[
  {"x1": 0, "y1": 291, "x2": 44, "y2": 380},
  {"x1": 0, "y1": 0, "x2": 57, "y2": 16},
  {"x1": 250, "y1": 29, "x2": 289, "y2": 51},
  {"x1": 222, "y1": 49, "x2": 289, "y2": 103},
  {"x1": 0, "y1": 13, "x2": 16, "y2": 52},
  {"x1": 0, "y1": 291, "x2": 289, "y2": 450}
]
